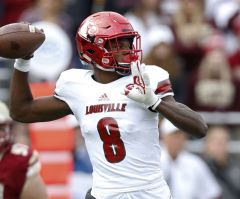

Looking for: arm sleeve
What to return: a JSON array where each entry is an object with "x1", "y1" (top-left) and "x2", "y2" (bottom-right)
[{"x1": 54, "y1": 70, "x2": 78, "y2": 116}]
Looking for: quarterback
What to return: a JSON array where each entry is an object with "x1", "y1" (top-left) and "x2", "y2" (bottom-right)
[{"x1": 10, "y1": 12, "x2": 207, "y2": 199}]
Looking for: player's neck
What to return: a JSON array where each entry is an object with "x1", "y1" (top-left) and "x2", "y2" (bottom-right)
[{"x1": 93, "y1": 69, "x2": 122, "y2": 84}]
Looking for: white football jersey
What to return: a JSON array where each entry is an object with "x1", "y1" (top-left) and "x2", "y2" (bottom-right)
[{"x1": 55, "y1": 65, "x2": 174, "y2": 194}]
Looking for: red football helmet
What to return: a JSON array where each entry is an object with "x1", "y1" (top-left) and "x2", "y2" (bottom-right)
[{"x1": 76, "y1": 11, "x2": 142, "y2": 75}]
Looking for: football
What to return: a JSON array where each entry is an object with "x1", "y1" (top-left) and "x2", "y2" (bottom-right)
[{"x1": 0, "y1": 23, "x2": 45, "y2": 59}]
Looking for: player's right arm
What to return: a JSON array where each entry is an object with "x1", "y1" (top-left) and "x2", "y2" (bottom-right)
[{"x1": 10, "y1": 67, "x2": 72, "y2": 123}]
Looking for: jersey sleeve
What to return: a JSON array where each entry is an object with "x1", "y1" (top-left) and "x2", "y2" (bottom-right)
[
  {"x1": 145, "y1": 65, "x2": 174, "y2": 98},
  {"x1": 54, "y1": 70, "x2": 71, "y2": 98},
  {"x1": 54, "y1": 69, "x2": 78, "y2": 115}
]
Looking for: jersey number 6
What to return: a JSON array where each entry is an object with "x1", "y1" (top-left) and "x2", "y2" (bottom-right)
[{"x1": 97, "y1": 117, "x2": 126, "y2": 163}]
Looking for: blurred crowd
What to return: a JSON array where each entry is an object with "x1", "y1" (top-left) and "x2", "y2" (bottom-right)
[
  {"x1": 0, "y1": 0, "x2": 240, "y2": 199},
  {"x1": 1, "y1": 0, "x2": 240, "y2": 110}
]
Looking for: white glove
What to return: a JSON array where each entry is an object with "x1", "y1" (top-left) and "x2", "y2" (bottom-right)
[{"x1": 122, "y1": 60, "x2": 162, "y2": 110}]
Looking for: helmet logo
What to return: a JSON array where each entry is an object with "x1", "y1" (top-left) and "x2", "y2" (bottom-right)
[{"x1": 87, "y1": 22, "x2": 97, "y2": 36}]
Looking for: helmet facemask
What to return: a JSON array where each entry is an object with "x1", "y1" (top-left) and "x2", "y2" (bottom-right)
[{"x1": 102, "y1": 35, "x2": 142, "y2": 76}]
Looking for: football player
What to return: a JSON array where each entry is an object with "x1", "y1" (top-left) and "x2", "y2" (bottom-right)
[
  {"x1": 0, "y1": 101, "x2": 48, "y2": 199},
  {"x1": 10, "y1": 12, "x2": 207, "y2": 199}
]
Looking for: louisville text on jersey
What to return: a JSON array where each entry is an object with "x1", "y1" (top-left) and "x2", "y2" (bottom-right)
[{"x1": 86, "y1": 103, "x2": 127, "y2": 115}]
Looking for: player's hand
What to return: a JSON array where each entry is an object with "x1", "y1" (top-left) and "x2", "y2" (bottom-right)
[{"x1": 122, "y1": 60, "x2": 162, "y2": 110}]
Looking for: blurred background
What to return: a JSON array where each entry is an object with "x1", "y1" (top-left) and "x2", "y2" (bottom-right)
[{"x1": 0, "y1": 0, "x2": 240, "y2": 199}]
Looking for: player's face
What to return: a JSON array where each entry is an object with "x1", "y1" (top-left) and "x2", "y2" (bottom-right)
[{"x1": 105, "y1": 37, "x2": 132, "y2": 64}]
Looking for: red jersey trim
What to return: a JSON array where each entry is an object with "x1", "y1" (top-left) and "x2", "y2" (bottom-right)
[{"x1": 155, "y1": 79, "x2": 173, "y2": 95}]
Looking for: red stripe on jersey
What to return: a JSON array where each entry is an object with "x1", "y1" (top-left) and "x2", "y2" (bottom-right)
[{"x1": 155, "y1": 79, "x2": 173, "y2": 95}]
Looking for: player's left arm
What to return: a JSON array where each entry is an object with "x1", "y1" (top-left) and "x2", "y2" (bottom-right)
[
  {"x1": 123, "y1": 61, "x2": 207, "y2": 138},
  {"x1": 156, "y1": 95, "x2": 207, "y2": 138}
]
